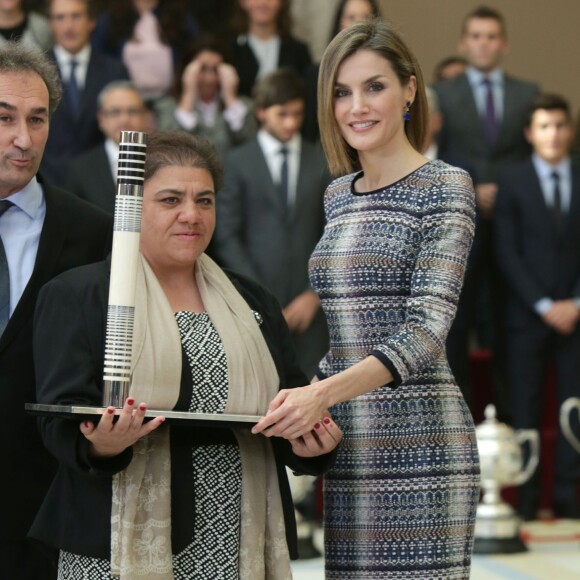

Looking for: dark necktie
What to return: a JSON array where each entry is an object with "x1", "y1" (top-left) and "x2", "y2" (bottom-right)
[
  {"x1": 0, "y1": 199, "x2": 14, "y2": 336},
  {"x1": 279, "y1": 147, "x2": 289, "y2": 206},
  {"x1": 68, "y1": 59, "x2": 80, "y2": 117},
  {"x1": 482, "y1": 77, "x2": 498, "y2": 145},
  {"x1": 551, "y1": 171, "x2": 563, "y2": 235}
]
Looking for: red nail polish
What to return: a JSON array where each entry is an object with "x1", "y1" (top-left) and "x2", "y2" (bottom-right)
[
  {"x1": 139, "y1": 403, "x2": 146, "y2": 411},
  {"x1": 323, "y1": 417, "x2": 331, "y2": 425},
  {"x1": 314, "y1": 422, "x2": 321, "y2": 429},
  {"x1": 107, "y1": 408, "x2": 115, "y2": 415},
  {"x1": 83, "y1": 421, "x2": 90, "y2": 428},
  {"x1": 127, "y1": 398, "x2": 135, "y2": 406}
]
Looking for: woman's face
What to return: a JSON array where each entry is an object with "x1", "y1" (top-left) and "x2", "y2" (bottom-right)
[
  {"x1": 196, "y1": 50, "x2": 223, "y2": 101},
  {"x1": 339, "y1": 0, "x2": 375, "y2": 31},
  {"x1": 239, "y1": 0, "x2": 281, "y2": 26},
  {"x1": 140, "y1": 165, "x2": 216, "y2": 274},
  {"x1": 333, "y1": 49, "x2": 416, "y2": 156}
]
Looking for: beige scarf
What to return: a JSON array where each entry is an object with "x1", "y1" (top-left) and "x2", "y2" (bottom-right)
[{"x1": 110, "y1": 254, "x2": 292, "y2": 579}]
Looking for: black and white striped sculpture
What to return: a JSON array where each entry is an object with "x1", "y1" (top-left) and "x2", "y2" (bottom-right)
[{"x1": 102, "y1": 130, "x2": 148, "y2": 408}]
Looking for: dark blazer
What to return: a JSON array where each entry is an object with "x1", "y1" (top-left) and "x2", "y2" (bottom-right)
[
  {"x1": 0, "y1": 183, "x2": 112, "y2": 544},
  {"x1": 228, "y1": 34, "x2": 312, "y2": 97},
  {"x1": 66, "y1": 144, "x2": 116, "y2": 215},
  {"x1": 29, "y1": 260, "x2": 336, "y2": 560},
  {"x1": 494, "y1": 159, "x2": 580, "y2": 325},
  {"x1": 214, "y1": 138, "x2": 330, "y2": 376},
  {"x1": 434, "y1": 73, "x2": 540, "y2": 183},
  {"x1": 40, "y1": 49, "x2": 128, "y2": 188}
]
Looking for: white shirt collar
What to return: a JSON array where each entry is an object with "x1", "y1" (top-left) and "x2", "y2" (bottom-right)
[
  {"x1": 104, "y1": 138, "x2": 119, "y2": 175},
  {"x1": 257, "y1": 129, "x2": 301, "y2": 159},
  {"x1": 532, "y1": 154, "x2": 571, "y2": 181},
  {"x1": 465, "y1": 66, "x2": 504, "y2": 87},
  {"x1": 53, "y1": 43, "x2": 91, "y2": 70},
  {"x1": 2, "y1": 176, "x2": 43, "y2": 220}
]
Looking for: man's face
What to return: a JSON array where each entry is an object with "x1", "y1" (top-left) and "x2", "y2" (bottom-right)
[
  {"x1": 97, "y1": 88, "x2": 147, "y2": 144},
  {"x1": 50, "y1": 0, "x2": 95, "y2": 55},
  {"x1": 525, "y1": 108, "x2": 574, "y2": 165},
  {"x1": 0, "y1": 71, "x2": 49, "y2": 198},
  {"x1": 459, "y1": 17, "x2": 508, "y2": 73},
  {"x1": 257, "y1": 98, "x2": 304, "y2": 143}
]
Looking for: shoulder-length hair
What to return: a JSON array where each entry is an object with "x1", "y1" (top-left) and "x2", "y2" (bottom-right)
[{"x1": 318, "y1": 19, "x2": 428, "y2": 176}]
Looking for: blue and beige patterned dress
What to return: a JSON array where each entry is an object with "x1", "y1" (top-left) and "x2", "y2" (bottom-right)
[{"x1": 309, "y1": 160, "x2": 480, "y2": 579}]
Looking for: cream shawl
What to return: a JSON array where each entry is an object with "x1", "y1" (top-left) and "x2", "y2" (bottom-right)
[{"x1": 110, "y1": 253, "x2": 292, "y2": 579}]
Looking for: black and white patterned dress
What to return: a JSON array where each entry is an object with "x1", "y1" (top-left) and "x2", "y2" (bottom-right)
[{"x1": 58, "y1": 312, "x2": 242, "y2": 580}]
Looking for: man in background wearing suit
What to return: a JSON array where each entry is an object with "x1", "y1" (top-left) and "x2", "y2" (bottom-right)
[
  {"x1": 495, "y1": 94, "x2": 580, "y2": 521},
  {"x1": 214, "y1": 68, "x2": 331, "y2": 378},
  {"x1": 0, "y1": 42, "x2": 112, "y2": 579},
  {"x1": 66, "y1": 80, "x2": 147, "y2": 215},
  {"x1": 40, "y1": 0, "x2": 128, "y2": 187},
  {"x1": 434, "y1": 5, "x2": 540, "y2": 422}
]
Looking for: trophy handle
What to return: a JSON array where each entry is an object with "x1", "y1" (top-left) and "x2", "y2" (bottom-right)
[
  {"x1": 513, "y1": 429, "x2": 540, "y2": 486},
  {"x1": 560, "y1": 397, "x2": 580, "y2": 454}
]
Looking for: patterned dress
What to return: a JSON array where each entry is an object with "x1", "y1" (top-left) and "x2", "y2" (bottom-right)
[
  {"x1": 309, "y1": 160, "x2": 480, "y2": 579},
  {"x1": 58, "y1": 312, "x2": 242, "y2": 580}
]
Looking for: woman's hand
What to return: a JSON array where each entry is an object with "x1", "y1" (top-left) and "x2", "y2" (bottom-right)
[
  {"x1": 80, "y1": 397, "x2": 166, "y2": 459},
  {"x1": 289, "y1": 416, "x2": 342, "y2": 458},
  {"x1": 251, "y1": 383, "x2": 329, "y2": 440}
]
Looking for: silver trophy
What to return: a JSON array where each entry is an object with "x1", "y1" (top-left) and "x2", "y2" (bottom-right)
[
  {"x1": 474, "y1": 404, "x2": 540, "y2": 553},
  {"x1": 560, "y1": 397, "x2": 580, "y2": 454}
]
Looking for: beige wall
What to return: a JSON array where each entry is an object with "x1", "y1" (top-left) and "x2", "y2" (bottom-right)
[{"x1": 378, "y1": 0, "x2": 580, "y2": 114}]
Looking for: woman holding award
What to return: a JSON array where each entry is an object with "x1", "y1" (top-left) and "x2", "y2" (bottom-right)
[{"x1": 30, "y1": 132, "x2": 341, "y2": 579}]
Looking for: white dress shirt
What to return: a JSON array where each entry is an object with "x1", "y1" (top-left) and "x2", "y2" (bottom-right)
[
  {"x1": 247, "y1": 34, "x2": 280, "y2": 81},
  {"x1": 0, "y1": 177, "x2": 45, "y2": 316},
  {"x1": 257, "y1": 129, "x2": 301, "y2": 209},
  {"x1": 104, "y1": 138, "x2": 119, "y2": 179},
  {"x1": 53, "y1": 43, "x2": 91, "y2": 89},
  {"x1": 465, "y1": 66, "x2": 504, "y2": 124}
]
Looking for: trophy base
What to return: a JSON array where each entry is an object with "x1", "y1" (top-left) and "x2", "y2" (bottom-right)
[{"x1": 473, "y1": 536, "x2": 528, "y2": 554}]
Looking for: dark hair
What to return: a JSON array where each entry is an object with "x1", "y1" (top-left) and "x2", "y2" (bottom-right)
[
  {"x1": 171, "y1": 34, "x2": 231, "y2": 99},
  {"x1": 46, "y1": 0, "x2": 99, "y2": 20},
  {"x1": 252, "y1": 68, "x2": 306, "y2": 110},
  {"x1": 525, "y1": 94, "x2": 571, "y2": 127},
  {"x1": 433, "y1": 55, "x2": 467, "y2": 82},
  {"x1": 0, "y1": 41, "x2": 62, "y2": 115},
  {"x1": 104, "y1": 0, "x2": 189, "y2": 50},
  {"x1": 462, "y1": 5, "x2": 507, "y2": 37},
  {"x1": 230, "y1": 0, "x2": 291, "y2": 37},
  {"x1": 318, "y1": 19, "x2": 427, "y2": 175},
  {"x1": 144, "y1": 132, "x2": 224, "y2": 191},
  {"x1": 329, "y1": 0, "x2": 381, "y2": 41}
]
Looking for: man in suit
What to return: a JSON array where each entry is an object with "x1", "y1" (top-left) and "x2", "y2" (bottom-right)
[
  {"x1": 495, "y1": 94, "x2": 580, "y2": 521},
  {"x1": 40, "y1": 0, "x2": 128, "y2": 188},
  {"x1": 433, "y1": 5, "x2": 540, "y2": 422},
  {"x1": 214, "y1": 68, "x2": 331, "y2": 378},
  {"x1": 66, "y1": 80, "x2": 147, "y2": 215},
  {"x1": 0, "y1": 42, "x2": 112, "y2": 579}
]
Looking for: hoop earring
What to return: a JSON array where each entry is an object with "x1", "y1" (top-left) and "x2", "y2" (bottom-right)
[{"x1": 404, "y1": 101, "x2": 411, "y2": 121}]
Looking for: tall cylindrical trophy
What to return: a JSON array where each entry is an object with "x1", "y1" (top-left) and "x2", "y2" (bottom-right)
[
  {"x1": 474, "y1": 405, "x2": 540, "y2": 553},
  {"x1": 102, "y1": 130, "x2": 148, "y2": 408}
]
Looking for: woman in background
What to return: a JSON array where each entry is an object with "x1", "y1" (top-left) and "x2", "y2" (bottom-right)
[
  {"x1": 0, "y1": 0, "x2": 52, "y2": 50},
  {"x1": 253, "y1": 20, "x2": 480, "y2": 579}
]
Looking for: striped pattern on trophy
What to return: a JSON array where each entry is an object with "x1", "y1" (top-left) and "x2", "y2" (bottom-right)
[{"x1": 102, "y1": 131, "x2": 148, "y2": 408}]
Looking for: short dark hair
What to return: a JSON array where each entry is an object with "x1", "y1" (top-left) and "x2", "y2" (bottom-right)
[
  {"x1": 144, "y1": 132, "x2": 224, "y2": 191},
  {"x1": 525, "y1": 94, "x2": 571, "y2": 127},
  {"x1": 0, "y1": 41, "x2": 62, "y2": 115},
  {"x1": 46, "y1": 0, "x2": 99, "y2": 20},
  {"x1": 252, "y1": 68, "x2": 306, "y2": 110},
  {"x1": 462, "y1": 5, "x2": 506, "y2": 38},
  {"x1": 433, "y1": 55, "x2": 468, "y2": 82}
]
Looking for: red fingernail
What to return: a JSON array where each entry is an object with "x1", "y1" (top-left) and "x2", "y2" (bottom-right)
[
  {"x1": 323, "y1": 418, "x2": 331, "y2": 425},
  {"x1": 107, "y1": 408, "x2": 115, "y2": 415},
  {"x1": 83, "y1": 421, "x2": 90, "y2": 428},
  {"x1": 127, "y1": 398, "x2": 135, "y2": 405},
  {"x1": 139, "y1": 403, "x2": 146, "y2": 411},
  {"x1": 314, "y1": 422, "x2": 321, "y2": 429}
]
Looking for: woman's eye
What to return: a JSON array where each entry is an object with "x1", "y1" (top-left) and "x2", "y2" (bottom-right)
[
  {"x1": 334, "y1": 88, "x2": 350, "y2": 99},
  {"x1": 368, "y1": 82, "x2": 384, "y2": 92}
]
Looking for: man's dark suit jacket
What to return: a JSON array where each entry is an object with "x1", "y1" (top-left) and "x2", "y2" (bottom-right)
[
  {"x1": 228, "y1": 35, "x2": 312, "y2": 97},
  {"x1": 66, "y1": 144, "x2": 115, "y2": 215},
  {"x1": 30, "y1": 261, "x2": 336, "y2": 560},
  {"x1": 434, "y1": 73, "x2": 540, "y2": 182},
  {"x1": 40, "y1": 49, "x2": 128, "y2": 188},
  {"x1": 495, "y1": 159, "x2": 580, "y2": 325},
  {"x1": 0, "y1": 182, "x2": 112, "y2": 545}
]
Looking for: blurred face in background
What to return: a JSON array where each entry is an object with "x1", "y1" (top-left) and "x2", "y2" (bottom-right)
[
  {"x1": 50, "y1": 0, "x2": 95, "y2": 55},
  {"x1": 459, "y1": 17, "x2": 508, "y2": 73},
  {"x1": 97, "y1": 87, "x2": 147, "y2": 145},
  {"x1": 196, "y1": 50, "x2": 223, "y2": 102},
  {"x1": 339, "y1": 0, "x2": 375, "y2": 31},
  {"x1": 257, "y1": 99, "x2": 304, "y2": 143},
  {"x1": 525, "y1": 108, "x2": 574, "y2": 165},
  {"x1": 239, "y1": 0, "x2": 281, "y2": 27}
]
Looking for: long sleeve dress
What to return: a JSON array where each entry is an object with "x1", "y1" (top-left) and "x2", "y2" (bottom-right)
[{"x1": 309, "y1": 160, "x2": 481, "y2": 579}]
